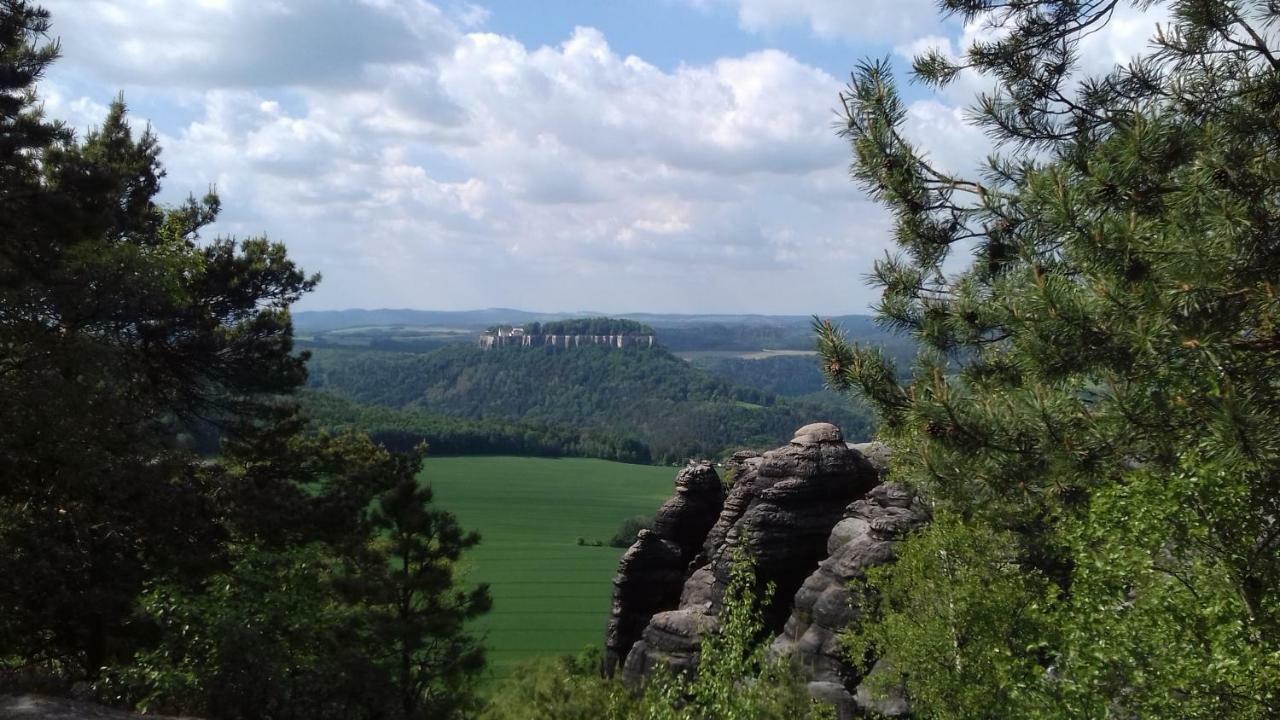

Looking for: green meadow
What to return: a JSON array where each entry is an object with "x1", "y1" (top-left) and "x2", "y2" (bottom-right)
[{"x1": 421, "y1": 456, "x2": 676, "y2": 680}]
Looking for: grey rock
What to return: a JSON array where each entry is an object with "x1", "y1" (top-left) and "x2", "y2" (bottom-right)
[
  {"x1": 792, "y1": 422, "x2": 844, "y2": 446},
  {"x1": 854, "y1": 660, "x2": 911, "y2": 717},
  {"x1": 621, "y1": 610, "x2": 718, "y2": 681},
  {"x1": 604, "y1": 462, "x2": 724, "y2": 676},
  {"x1": 806, "y1": 682, "x2": 857, "y2": 720},
  {"x1": 695, "y1": 452, "x2": 761, "y2": 566},
  {"x1": 652, "y1": 462, "x2": 725, "y2": 555},
  {"x1": 770, "y1": 483, "x2": 929, "y2": 691},
  {"x1": 620, "y1": 424, "x2": 878, "y2": 685},
  {"x1": 848, "y1": 441, "x2": 892, "y2": 478}
]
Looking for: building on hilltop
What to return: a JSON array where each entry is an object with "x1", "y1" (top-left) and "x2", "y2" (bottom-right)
[{"x1": 479, "y1": 319, "x2": 655, "y2": 350}]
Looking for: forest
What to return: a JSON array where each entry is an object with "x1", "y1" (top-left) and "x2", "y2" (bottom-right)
[
  {"x1": 305, "y1": 344, "x2": 874, "y2": 464},
  {"x1": 517, "y1": 318, "x2": 655, "y2": 336}
]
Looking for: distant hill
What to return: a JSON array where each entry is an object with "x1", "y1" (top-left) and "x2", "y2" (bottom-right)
[
  {"x1": 304, "y1": 343, "x2": 875, "y2": 464},
  {"x1": 294, "y1": 308, "x2": 915, "y2": 360}
]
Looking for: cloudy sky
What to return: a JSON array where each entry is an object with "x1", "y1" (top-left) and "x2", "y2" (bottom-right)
[{"x1": 42, "y1": 0, "x2": 1165, "y2": 314}]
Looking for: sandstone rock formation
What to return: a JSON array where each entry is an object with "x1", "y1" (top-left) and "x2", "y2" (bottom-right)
[
  {"x1": 770, "y1": 481, "x2": 929, "y2": 716},
  {"x1": 606, "y1": 428, "x2": 929, "y2": 717},
  {"x1": 617, "y1": 423, "x2": 880, "y2": 686},
  {"x1": 603, "y1": 461, "x2": 724, "y2": 676}
]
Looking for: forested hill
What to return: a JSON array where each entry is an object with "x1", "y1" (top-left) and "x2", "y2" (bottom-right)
[{"x1": 305, "y1": 344, "x2": 872, "y2": 464}]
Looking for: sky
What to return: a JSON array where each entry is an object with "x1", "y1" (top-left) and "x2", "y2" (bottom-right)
[{"x1": 41, "y1": 0, "x2": 1167, "y2": 314}]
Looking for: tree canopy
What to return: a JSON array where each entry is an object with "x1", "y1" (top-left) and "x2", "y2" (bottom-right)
[
  {"x1": 819, "y1": 1, "x2": 1280, "y2": 716},
  {"x1": 305, "y1": 344, "x2": 875, "y2": 464},
  {"x1": 0, "y1": 4, "x2": 489, "y2": 717}
]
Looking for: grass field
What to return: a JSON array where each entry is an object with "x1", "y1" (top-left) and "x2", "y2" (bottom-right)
[{"x1": 420, "y1": 456, "x2": 675, "y2": 681}]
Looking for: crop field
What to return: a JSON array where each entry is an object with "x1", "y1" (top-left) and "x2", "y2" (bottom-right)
[{"x1": 420, "y1": 456, "x2": 675, "y2": 681}]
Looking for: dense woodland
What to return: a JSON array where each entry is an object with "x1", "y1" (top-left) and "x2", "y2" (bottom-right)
[
  {"x1": 303, "y1": 391, "x2": 656, "y2": 464},
  {"x1": 305, "y1": 344, "x2": 874, "y2": 464}
]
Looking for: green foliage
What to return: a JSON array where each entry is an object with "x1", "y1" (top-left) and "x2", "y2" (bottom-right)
[
  {"x1": 479, "y1": 557, "x2": 833, "y2": 720},
  {"x1": 633, "y1": 557, "x2": 833, "y2": 720},
  {"x1": 0, "y1": 5, "x2": 491, "y2": 717},
  {"x1": 99, "y1": 440, "x2": 492, "y2": 720},
  {"x1": 842, "y1": 515, "x2": 1059, "y2": 719},
  {"x1": 302, "y1": 391, "x2": 655, "y2": 464},
  {"x1": 609, "y1": 515, "x2": 654, "y2": 548},
  {"x1": 350, "y1": 455, "x2": 493, "y2": 720},
  {"x1": 822, "y1": 1, "x2": 1280, "y2": 717},
  {"x1": 479, "y1": 648, "x2": 618, "y2": 720},
  {"x1": 692, "y1": 353, "x2": 912, "y2": 398},
  {"x1": 306, "y1": 344, "x2": 874, "y2": 464},
  {"x1": 0, "y1": 1, "x2": 314, "y2": 677},
  {"x1": 525, "y1": 318, "x2": 654, "y2": 336},
  {"x1": 101, "y1": 545, "x2": 390, "y2": 720}
]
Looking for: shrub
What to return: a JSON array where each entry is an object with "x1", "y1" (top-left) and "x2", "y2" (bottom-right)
[{"x1": 608, "y1": 515, "x2": 654, "y2": 548}]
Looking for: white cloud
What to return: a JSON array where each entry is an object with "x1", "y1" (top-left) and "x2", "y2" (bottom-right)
[
  {"x1": 41, "y1": 3, "x2": 892, "y2": 313},
  {"x1": 703, "y1": 0, "x2": 944, "y2": 42},
  {"x1": 35, "y1": 0, "x2": 1181, "y2": 314},
  {"x1": 45, "y1": 0, "x2": 459, "y2": 88}
]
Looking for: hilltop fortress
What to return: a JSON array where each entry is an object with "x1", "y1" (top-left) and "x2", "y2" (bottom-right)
[{"x1": 479, "y1": 317, "x2": 656, "y2": 350}]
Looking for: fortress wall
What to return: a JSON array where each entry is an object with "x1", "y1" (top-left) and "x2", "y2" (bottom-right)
[{"x1": 479, "y1": 333, "x2": 655, "y2": 349}]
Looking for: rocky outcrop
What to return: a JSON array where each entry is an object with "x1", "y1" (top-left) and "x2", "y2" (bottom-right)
[
  {"x1": 618, "y1": 423, "x2": 880, "y2": 686},
  {"x1": 770, "y1": 482, "x2": 929, "y2": 716},
  {"x1": 694, "y1": 450, "x2": 761, "y2": 567},
  {"x1": 606, "y1": 428, "x2": 930, "y2": 717},
  {"x1": 603, "y1": 462, "x2": 724, "y2": 676}
]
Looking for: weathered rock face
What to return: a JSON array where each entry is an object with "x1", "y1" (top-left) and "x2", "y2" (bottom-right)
[
  {"x1": 603, "y1": 462, "x2": 725, "y2": 676},
  {"x1": 618, "y1": 424, "x2": 880, "y2": 686},
  {"x1": 769, "y1": 481, "x2": 929, "y2": 711}
]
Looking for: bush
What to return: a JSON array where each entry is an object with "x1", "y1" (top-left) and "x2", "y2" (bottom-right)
[
  {"x1": 480, "y1": 556, "x2": 834, "y2": 720},
  {"x1": 608, "y1": 515, "x2": 654, "y2": 548}
]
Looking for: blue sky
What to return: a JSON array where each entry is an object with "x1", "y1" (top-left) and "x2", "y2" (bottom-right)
[{"x1": 40, "y1": 1, "x2": 1163, "y2": 314}]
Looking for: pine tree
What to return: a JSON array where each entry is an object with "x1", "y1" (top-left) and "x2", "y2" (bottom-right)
[
  {"x1": 356, "y1": 448, "x2": 492, "y2": 720},
  {"x1": 0, "y1": 0, "x2": 300, "y2": 674},
  {"x1": 0, "y1": 3, "x2": 496, "y2": 714},
  {"x1": 820, "y1": 1, "x2": 1280, "y2": 717}
]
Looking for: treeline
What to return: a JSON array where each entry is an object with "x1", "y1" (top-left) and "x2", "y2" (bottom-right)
[
  {"x1": 303, "y1": 392, "x2": 653, "y2": 464},
  {"x1": 504, "y1": 317, "x2": 655, "y2": 335},
  {"x1": 654, "y1": 316, "x2": 915, "y2": 358},
  {"x1": 305, "y1": 344, "x2": 874, "y2": 463}
]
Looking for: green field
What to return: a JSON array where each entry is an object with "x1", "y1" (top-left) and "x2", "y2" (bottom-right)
[{"x1": 420, "y1": 456, "x2": 675, "y2": 680}]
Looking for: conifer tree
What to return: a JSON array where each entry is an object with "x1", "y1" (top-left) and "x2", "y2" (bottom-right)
[
  {"x1": 357, "y1": 448, "x2": 493, "y2": 720},
  {"x1": 1, "y1": 0, "x2": 311, "y2": 674},
  {"x1": 0, "y1": 9, "x2": 494, "y2": 719},
  {"x1": 820, "y1": 1, "x2": 1280, "y2": 716}
]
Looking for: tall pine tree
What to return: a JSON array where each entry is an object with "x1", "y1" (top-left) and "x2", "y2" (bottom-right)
[
  {"x1": 820, "y1": 1, "x2": 1280, "y2": 717},
  {"x1": 1, "y1": 6, "x2": 491, "y2": 718}
]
